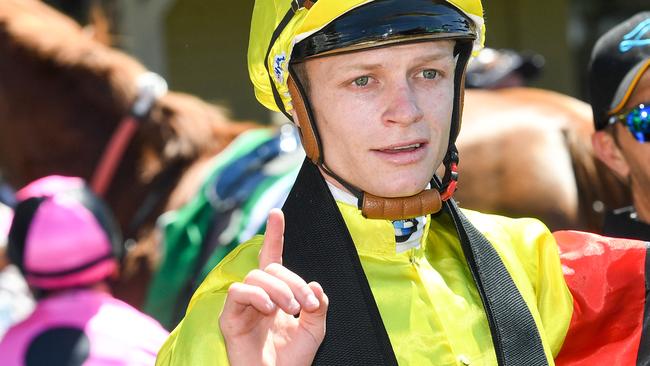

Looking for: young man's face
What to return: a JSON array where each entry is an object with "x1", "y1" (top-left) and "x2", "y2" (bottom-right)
[{"x1": 301, "y1": 41, "x2": 456, "y2": 197}]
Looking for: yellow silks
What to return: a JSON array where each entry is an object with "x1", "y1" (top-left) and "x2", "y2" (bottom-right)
[
  {"x1": 156, "y1": 203, "x2": 573, "y2": 366},
  {"x1": 248, "y1": 0, "x2": 486, "y2": 113}
]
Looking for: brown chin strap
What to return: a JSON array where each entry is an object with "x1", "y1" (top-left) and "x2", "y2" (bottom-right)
[
  {"x1": 287, "y1": 74, "x2": 456, "y2": 220},
  {"x1": 362, "y1": 189, "x2": 442, "y2": 220}
]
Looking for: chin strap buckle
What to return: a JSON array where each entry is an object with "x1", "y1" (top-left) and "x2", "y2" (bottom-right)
[
  {"x1": 440, "y1": 147, "x2": 459, "y2": 202},
  {"x1": 440, "y1": 162, "x2": 458, "y2": 201}
]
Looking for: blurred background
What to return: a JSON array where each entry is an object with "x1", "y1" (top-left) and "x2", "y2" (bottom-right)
[{"x1": 52, "y1": 0, "x2": 648, "y2": 124}]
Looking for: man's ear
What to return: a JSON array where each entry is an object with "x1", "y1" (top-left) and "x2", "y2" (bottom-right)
[{"x1": 592, "y1": 130, "x2": 630, "y2": 179}]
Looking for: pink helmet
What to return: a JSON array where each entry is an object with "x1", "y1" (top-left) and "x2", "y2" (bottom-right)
[{"x1": 7, "y1": 176, "x2": 123, "y2": 290}]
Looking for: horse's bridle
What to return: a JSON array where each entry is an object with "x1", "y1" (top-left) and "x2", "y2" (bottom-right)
[
  {"x1": 90, "y1": 72, "x2": 168, "y2": 196},
  {"x1": 90, "y1": 72, "x2": 179, "y2": 242}
]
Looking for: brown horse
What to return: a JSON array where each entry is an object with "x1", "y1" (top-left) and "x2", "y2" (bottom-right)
[
  {"x1": 0, "y1": 0, "x2": 257, "y2": 307},
  {"x1": 457, "y1": 88, "x2": 630, "y2": 231},
  {"x1": 0, "y1": 0, "x2": 630, "y2": 312}
]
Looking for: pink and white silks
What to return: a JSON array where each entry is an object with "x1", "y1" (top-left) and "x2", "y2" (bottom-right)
[{"x1": 0, "y1": 289, "x2": 169, "y2": 366}]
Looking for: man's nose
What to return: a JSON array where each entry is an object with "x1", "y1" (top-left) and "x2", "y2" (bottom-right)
[{"x1": 382, "y1": 82, "x2": 424, "y2": 126}]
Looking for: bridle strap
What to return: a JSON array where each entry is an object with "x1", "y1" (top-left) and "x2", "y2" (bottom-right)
[
  {"x1": 90, "y1": 72, "x2": 168, "y2": 196},
  {"x1": 91, "y1": 115, "x2": 139, "y2": 196}
]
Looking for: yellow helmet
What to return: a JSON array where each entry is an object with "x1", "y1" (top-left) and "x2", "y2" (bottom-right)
[
  {"x1": 248, "y1": 0, "x2": 485, "y2": 114},
  {"x1": 248, "y1": 0, "x2": 485, "y2": 219}
]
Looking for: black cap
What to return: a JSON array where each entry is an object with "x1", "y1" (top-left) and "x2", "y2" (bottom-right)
[{"x1": 588, "y1": 12, "x2": 650, "y2": 130}]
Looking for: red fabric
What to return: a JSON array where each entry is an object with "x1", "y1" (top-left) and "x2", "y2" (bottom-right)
[{"x1": 554, "y1": 230, "x2": 647, "y2": 365}]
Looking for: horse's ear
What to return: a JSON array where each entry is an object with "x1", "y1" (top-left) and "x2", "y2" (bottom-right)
[{"x1": 591, "y1": 129, "x2": 630, "y2": 180}]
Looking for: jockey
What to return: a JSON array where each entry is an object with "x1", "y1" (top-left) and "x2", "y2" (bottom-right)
[
  {"x1": 589, "y1": 11, "x2": 650, "y2": 241},
  {"x1": 157, "y1": 1, "x2": 650, "y2": 365},
  {"x1": 0, "y1": 176, "x2": 168, "y2": 366}
]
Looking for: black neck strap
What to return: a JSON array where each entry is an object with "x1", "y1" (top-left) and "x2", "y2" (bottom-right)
[
  {"x1": 444, "y1": 197, "x2": 549, "y2": 365},
  {"x1": 282, "y1": 159, "x2": 398, "y2": 365},
  {"x1": 282, "y1": 159, "x2": 548, "y2": 365}
]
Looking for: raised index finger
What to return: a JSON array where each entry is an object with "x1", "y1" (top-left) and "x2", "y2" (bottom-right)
[{"x1": 259, "y1": 208, "x2": 285, "y2": 269}]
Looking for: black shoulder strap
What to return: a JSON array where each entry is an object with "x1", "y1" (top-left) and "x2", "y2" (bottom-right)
[
  {"x1": 282, "y1": 159, "x2": 398, "y2": 365},
  {"x1": 445, "y1": 199, "x2": 549, "y2": 366},
  {"x1": 282, "y1": 159, "x2": 548, "y2": 365}
]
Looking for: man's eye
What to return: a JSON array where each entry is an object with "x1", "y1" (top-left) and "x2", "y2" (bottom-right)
[
  {"x1": 422, "y1": 70, "x2": 438, "y2": 79},
  {"x1": 353, "y1": 76, "x2": 369, "y2": 87}
]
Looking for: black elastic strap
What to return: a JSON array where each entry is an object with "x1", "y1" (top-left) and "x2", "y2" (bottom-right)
[
  {"x1": 282, "y1": 159, "x2": 398, "y2": 365},
  {"x1": 445, "y1": 197, "x2": 549, "y2": 365},
  {"x1": 318, "y1": 162, "x2": 364, "y2": 203}
]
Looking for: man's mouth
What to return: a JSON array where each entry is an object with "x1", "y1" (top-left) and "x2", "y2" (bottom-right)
[{"x1": 378, "y1": 143, "x2": 424, "y2": 153}]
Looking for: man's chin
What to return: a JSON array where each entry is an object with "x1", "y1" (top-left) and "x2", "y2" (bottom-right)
[{"x1": 365, "y1": 181, "x2": 430, "y2": 198}]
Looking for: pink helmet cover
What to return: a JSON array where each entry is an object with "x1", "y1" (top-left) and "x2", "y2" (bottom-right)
[{"x1": 15, "y1": 176, "x2": 118, "y2": 289}]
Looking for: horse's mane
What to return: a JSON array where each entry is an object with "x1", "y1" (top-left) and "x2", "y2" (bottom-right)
[{"x1": 0, "y1": 0, "x2": 142, "y2": 114}]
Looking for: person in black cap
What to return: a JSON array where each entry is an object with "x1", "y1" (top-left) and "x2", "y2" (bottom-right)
[{"x1": 589, "y1": 11, "x2": 650, "y2": 241}]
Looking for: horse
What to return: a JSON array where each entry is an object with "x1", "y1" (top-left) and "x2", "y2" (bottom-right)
[
  {"x1": 0, "y1": 0, "x2": 630, "y2": 322},
  {"x1": 43, "y1": 0, "x2": 116, "y2": 46},
  {"x1": 457, "y1": 87, "x2": 630, "y2": 231},
  {"x1": 0, "y1": 0, "x2": 258, "y2": 307}
]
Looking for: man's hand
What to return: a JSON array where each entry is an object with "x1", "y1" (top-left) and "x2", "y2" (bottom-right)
[{"x1": 219, "y1": 208, "x2": 329, "y2": 366}]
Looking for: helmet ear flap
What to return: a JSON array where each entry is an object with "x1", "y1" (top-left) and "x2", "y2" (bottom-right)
[{"x1": 287, "y1": 72, "x2": 323, "y2": 164}]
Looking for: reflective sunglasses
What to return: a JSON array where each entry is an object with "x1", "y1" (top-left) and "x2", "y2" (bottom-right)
[{"x1": 608, "y1": 103, "x2": 650, "y2": 143}]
